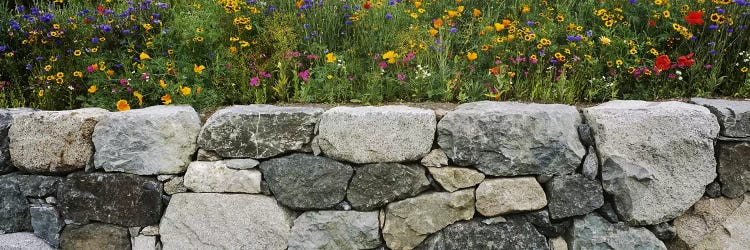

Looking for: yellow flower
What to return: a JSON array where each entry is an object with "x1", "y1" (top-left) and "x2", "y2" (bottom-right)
[
  {"x1": 239, "y1": 41, "x2": 250, "y2": 47},
  {"x1": 140, "y1": 52, "x2": 151, "y2": 60},
  {"x1": 429, "y1": 28, "x2": 438, "y2": 36},
  {"x1": 56, "y1": 72, "x2": 64, "y2": 78},
  {"x1": 466, "y1": 52, "x2": 478, "y2": 61},
  {"x1": 74, "y1": 50, "x2": 82, "y2": 56},
  {"x1": 179, "y1": 86, "x2": 191, "y2": 96},
  {"x1": 38, "y1": 89, "x2": 44, "y2": 97},
  {"x1": 650, "y1": 48, "x2": 659, "y2": 55},
  {"x1": 143, "y1": 23, "x2": 153, "y2": 31},
  {"x1": 326, "y1": 53, "x2": 337, "y2": 63},
  {"x1": 229, "y1": 46, "x2": 237, "y2": 53},
  {"x1": 742, "y1": 67, "x2": 749, "y2": 73},
  {"x1": 662, "y1": 10, "x2": 670, "y2": 18},
  {"x1": 91, "y1": 47, "x2": 98, "y2": 53},
  {"x1": 196, "y1": 86, "x2": 202, "y2": 94},
  {"x1": 44, "y1": 65, "x2": 52, "y2": 72},
  {"x1": 167, "y1": 49, "x2": 174, "y2": 55},
  {"x1": 326, "y1": 75, "x2": 333, "y2": 80},
  {"x1": 599, "y1": 36, "x2": 611, "y2": 45},
  {"x1": 161, "y1": 94, "x2": 172, "y2": 105},
  {"x1": 230, "y1": 36, "x2": 240, "y2": 42},
  {"x1": 133, "y1": 91, "x2": 143, "y2": 106},
  {"x1": 194, "y1": 64, "x2": 206, "y2": 74},
  {"x1": 88, "y1": 85, "x2": 97, "y2": 93},
  {"x1": 410, "y1": 13, "x2": 418, "y2": 19},
  {"x1": 116, "y1": 100, "x2": 131, "y2": 111},
  {"x1": 629, "y1": 48, "x2": 638, "y2": 55},
  {"x1": 196, "y1": 27, "x2": 204, "y2": 32},
  {"x1": 73, "y1": 71, "x2": 83, "y2": 77},
  {"x1": 382, "y1": 51, "x2": 398, "y2": 64},
  {"x1": 160, "y1": 79, "x2": 167, "y2": 89},
  {"x1": 616, "y1": 59, "x2": 623, "y2": 66}
]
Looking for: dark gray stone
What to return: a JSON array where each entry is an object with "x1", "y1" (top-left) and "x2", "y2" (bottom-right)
[
  {"x1": 60, "y1": 223, "x2": 130, "y2": 250},
  {"x1": 260, "y1": 154, "x2": 353, "y2": 210},
  {"x1": 0, "y1": 181, "x2": 31, "y2": 233},
  {"x1": 30, "y1": 205, "x2": 63, "y2": 247},
  {"x1": 546, "y1": 174, "x2": 604, "y2": 220},
  {"x1": 57, "y1": 172, "x2": 163, "y2": 227},
  {"x1": 597, "y1": 202, "x2": 620, "y2": 223},
  {"x1": 581, "y1": 146, "x2": 599, "y2": 180},
  {"x1": 507, "y1": 210, "x2": 571, "y2": 238},
  {"x1": 717, "y1": 140, "x2": 750, "y2": 198},
  {"x1": 578, "y1": 124, "x2": 595, "y2": 147},
  {"x1": 415, "y1": 218, "x2": 550, "y2": 250},
  {"x1": 198, "y1": 105, "x2": 323, "y2": 159},
  {"x1": 347, "y1": 163, "x2": 430, "y2": 211},
  {"x1": 566, "y1": 213, "x2": 666, "y2": 250},
  {"x1": 438, "y1": 101, "x2": 585, "y2": 177},
  {"x1": 705, "y1": 181, "x2": 722, "y2": 198},
  {"x1": 0, "y1": 174, "x2": 62, "y2": 198},
  {"x1": 647, "y1": 222, "x2": 676, "y2": 241},
  {"x1": 690, "y1": 98, "x2": 750, "y2": 138},
  {"x1": 0, "y1": 112, "x2": 13, "y2": 174}
]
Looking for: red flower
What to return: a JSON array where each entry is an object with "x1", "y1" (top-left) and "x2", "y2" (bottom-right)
[
  {"x1": 655, "y1": 55, "x2": 671, "y2": 71},
  {"x1": 648, "y1": 19, "x2": 656, "y2": 27},
  {"x1": 677, "y1": 53, "x2": 695, "y2": 67},
  {"x1": 685, "y1": 11, "x2": 705, "y2": 25},
  {"x1": 364, "y1": 2, "x2": 371, "y2": 9}
]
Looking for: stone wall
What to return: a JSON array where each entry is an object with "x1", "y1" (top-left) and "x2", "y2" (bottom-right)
[{"x1": 1, "y1": 99, "x2": 748, "y2": 250}]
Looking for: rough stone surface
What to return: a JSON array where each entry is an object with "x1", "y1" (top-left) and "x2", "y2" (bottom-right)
[
  {"x1": 672, "y1": 194, "x2": 750, "y2": 249},
  {"x1": 198, "y1": 105, "x2": 323, "y2": 159},
  {"x1": 581, "y1": 146, "x2": 599, "y2": 180},
  {"x1": 647, "y1": 222, "x2": 676, "y2": 241},
  {"x1": 160, "y1": 193, "x2": 294, "y2": 250},
  {"x1": 584, "y1": 101, "x2": 719, "y2": 226},
  {"x1": 691, "y1": 98, "x2": 750, "y2": 137},
  {"x1": 131, "y1": 235, "x2": 157, "y2": 250},
  {"x1": 382, "y1": 190, "x2": 475, "y2": 250},
  {"x1": 420, "y1": 149, "x2": 448, "y2": 168},
  {"x1": 183, "y1": 161, "x2": 261, "y2": 193},
  {"x1": 438, "y1": 101, "x2": 585, "y2": 176},
  {"x1": 163, "y1": 176, "x2": 187, "y2": 195},
  {"x1": 57, "y1": 172, "x2": 163, "y2": 227},
  {"x1": 60, "y1": 223, "x2": 131, "y2": 250},
  {"x1": 476, "y1": 177, "x2": 547, "y2": 216},
  {"x1": 261, "y1": 154, "x2": 353, "y2": 210},
  {"x1": 705, "y1": 181, "x2": 722, "y2": 198},
  {"x1": 549, "y1": 237, "x2": 568, "y2": 250},
  {"x1": 0, "y1": 174, "x2": 62, "y2": 198},
  {"x1": 289, "y1": 211, "x2": 381, "y2": 250},
  {"x1": 0, "y1": 181, "x2": 30, "y2": 233},
  {"x1": 196, "y1": 149, "x2": 222, "y2": 161},
  {"x1": 315, "y1": 106, "x2": 436, "y2": 164},
  {"x1": 546, "y1": 174, "x2": 604, "y2": 220},
  {"x1": 0, "y1": 111, "x2": 15, "y2": 174},
  {"x1": 578, "y1": 124, "x2": 595, "y2": 147},
  {"x1": 93, "y1": 105, "x2": 201, "y2": 175},
  {"x1": 348, "y1": 163, "x2": 430, "y2": 211},
  {"x1": 140, "y1": 225, "x2": 159, "y2": 236},
  {"x1": 223, "y1": 158, "x2": 260, "y2": 169},
  {"x1": 0, "y1": 232, "x2": 55, "y2": 250},
  {"x1": 566, "y1": 213, "x2": 666, "y2": 250},
  {"x1": 597, "y1": 202, "x2": 620, "y2": 223},
  {"x1": 30, "y1": 205, "x2": 63, "y2": 247},
  {"x1": 9, "y1": 108, "x2": 108, "y2": 173},
  {"x1": 415, "y1": 218, "x2": 550, "y2": 250},
  {"x1": 717, "y1": 140, "x2": 750, "y2": 198},
  {"x1": 427, "y1": 166, "x2": 485, "y2": 192},
  {"x1": 507, "y1": 210, "x2": 571, "y2": 238}
]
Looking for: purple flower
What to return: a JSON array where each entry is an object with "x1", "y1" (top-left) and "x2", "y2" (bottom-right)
[
  {"x1": 450, "y1": 27, "x2": 457, "y2": 33},
  {"x1": 100, "y1": 24, "x2": 112, "y2": 32},
  {"x1": 709, "y1": 25, "x2": 719, "y2": 30},
  {"x1": 386, "y1": 13, "x2": 393, "y2": 19},
  {"x1": 91, "y1": 37, "x2": 99, "y2": 44},
  {"x1": 249, "y1": 77, "x2": 260, "y2": 86}
]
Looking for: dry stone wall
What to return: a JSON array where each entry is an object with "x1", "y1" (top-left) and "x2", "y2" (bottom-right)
[{"x1": 1, "y1": 99, "x2": 749, "y2": 250}]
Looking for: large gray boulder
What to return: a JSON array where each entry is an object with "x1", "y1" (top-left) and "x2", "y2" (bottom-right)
[
  {"x1": 183, "y1": 161, "x2": 262, "y2": 193},
  {"x1": 347, "y1": 163, "x2": 430, "y2": 211},
  {"x1": 475, "y1": 177, "x2": 547, "y2": 217},
  {"x1": 0, "y1": 108, "x2": 36, "y2": 174},
  {"x1": 9, "y1": 108, "x2": 108, "y2": 173},
  {"x1": 93, "y1": 105, "x2": 201, "y2": 175},
  {"x1": 545, "y1": 174, "x2": 604, "y2": 220},
  {"x1": 260, "y1": 154, "x2": 353, "y2": 210},
  {"x1": 584, "y1": 101, "x2": 718, "y2": 226},
  {"x1": 57, "y1": 172, "x2": 163, "y2": 227},
  {"x1": 672, "y1": 194, "x2": 750, "y2": 249},
  {"x1": 289, "y1": 211, "x2": 382, "y2": 250},
  {"x1": 315, "y1": 106, "x2": 436, "y2": 164},
  {"x1": 716, "y1": 139, "x2": 750, "y2": 198},
  {"x1": 566, "y1": 213, "x2": 666, "y2": 250},
  {"x1": 160, "y1": 193, "x2": 294, "y2": 250},
  {"x1": 691, "y1": 98, "x2": 750, "y2": 137},
  {"x1": 0, "y1": 181, "x2": 30, "y2": 233},
  {"x1": 198, "y1": 105, "x2": 323, "y2": 159},
  {"x1": 415, "y1": 218, "x2": 550, "y2": 250},
  {"x1": 0, "y1": 232, "x2": 55, "y2": 250},
  {"x1": 60, "y1": 223, "x2": 131, "y2": 250},
  {"x1": 438, "y1": 101, "x2": 585, "y2": 176},
  {"x1": 382, "y1": 190, "x2": 475, "y2": 250}
]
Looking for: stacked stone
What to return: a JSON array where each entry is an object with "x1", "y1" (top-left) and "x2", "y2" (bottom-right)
[{"x1": 1, "y1": 98, "x2": 749, "y2": 250}]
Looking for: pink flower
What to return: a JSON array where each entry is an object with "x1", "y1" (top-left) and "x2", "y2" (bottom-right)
[
  {"x1": 249, "y1": 77, "x2": 259, "y2": 86},
  {"x1": 86, "y1": 65, "x2": 96, "y2": 73},
  {"x1": 298, "y1": 69, "x2": 310, "y2": 82},
  {"x1": 397, "y1": 73, "x2": 406, "y2": 82},
  {"x1": 378, "y1": 61, "x2": 387, "y2": 69}
]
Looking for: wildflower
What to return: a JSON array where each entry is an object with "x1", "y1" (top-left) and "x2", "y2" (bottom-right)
[
  {"x1": 133, "y1": 91, "x2": 143, "y2": 105},
  {"x1": 685, "y1": 11, "x2": 704, "y2": 25},
  {"x1": 655, "y1": 55, "x2": 671, "y2": 71},
  {"x1": 599, "y1": 36, "x2": 611, "y2": 45},
  {"x1": 249, "y1": 77, "x2": 259, "y2": 86},
  {"x1": 73, "y1": 71, "x2": 83, "y2": 77},
  {"x1": 663, "y1": 10, "x2": 671, "y2": 18},
  {"x1": 298, "y1": 69, "x2": 311, "y2": 82},
  {"x1": 326, "y1": 53, "x2": 337, "y2": 63},
  {"x1": 677, "y1": 53, "x2": 695, "y2": 67},
  {"x1": 179, "y1": 86, "x2": 191, "y2": 96},
  {"x1": 161, "y1": 94, "x2": 172, "y2": 105},
  {"x1": 194, "y1": 64, "x2": 206, "y2": 74},
  {"x1": 433, "y1": 18, "x2": 444, "y2": 28},
  {"x1": 327, "y1": 75, "x2": 333, "y2": 80},
  {"x1": 742, "y1": 67, "x2": 749, "y2": 73},
  {"x1": 116, "y1": 100, "x2": 131, "y2": 111},
  {"x1": 160, "y1": 80, "x2": 167, "y2": 89},
  {"x1": 383, "y1": 51, "x2": 399, "y2": 64},
  {"x1": 473, "y1": 9, "x2": 481, "y2": 17},
  {"x1": 467, "y1": 52, "x2": 478, "y2": 61},
  {"x1": 88, "y1": 85, "x2": 97, "y2": 93},
  {"x1": 74, "y1": 50, "x2": 82, "y2": 56},
  {"x1": 38, "y1": 89, "x2": 44, "y2": 97},
  {"x1": 44, "y1": 65, "x2": 52, "y2": 72},
  {"x1": 140, "y1": 52, "x2": 151, "y2": 60},
  {"x1": 429, "y1": 29, "x2": 438, "y2": 36}
]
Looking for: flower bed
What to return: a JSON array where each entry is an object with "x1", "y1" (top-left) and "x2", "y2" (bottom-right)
[{"x1": 1, "y1": 0, "x2": 749, "y2": 111}]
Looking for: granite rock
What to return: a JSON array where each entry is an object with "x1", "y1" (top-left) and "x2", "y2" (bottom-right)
[
  {"x1": 647, "y1": 222, "x2": 676, "y2": 241},
  {"x1": 93, "y1": 105, "x2": 201, "y2": 175},
  {"x1": 131, "y1": 235, "x2": 158, "y2": 250},
  {"x1": 0, "y1": 181, "x2": 30, "y2": 233},
  {"x1": 690, "y1": 98, "x2": 750, "y2": 137},
  {"x1": 705, "y1": 181, "x2": 722, "y2": 198},
  {"x1": 289, "y1": 211, "x2": 382, "y2": 250},
  {"x1": 347, "y1": 163, "x2": 430, "y2": 211},
  {"x1": 261, "y1": 154, "x2": 353, "y2": 210},
  {"x1": 60, "y1": 223, "x2": 131, "y2": 250},
  {"x1": 0, "y1": 232, "x2": 55, "y2": 250},
  {"x1": 566, "y1": 213, "x2": 666, "y2": 250},
  {"x1": 581, "y1": 146, "x2": 599, "y2": 180},
  {"x1": 475, "y1": 177, "x2": 547, "y2": 216},
  {"x1": 420, "y1": 149, "x2": 448, "y2": 168},
  {"x1": 183, "y1": 161, "x2": 261, "y2": 193},
  {"x1": 415, "y1": 218, "x2": 550, "y2": 250},
  {"x1": 9, "y1": 108, "x2": 108, "y2": 173},
  {"x1": 584, "y1": 101, "x2": 718, "y2": 226},
  {"x1": 163, "y1": 176, "x2": 187, "y2": 195},
  {"x1": 671, "y1": 194, "x2": 750, "y2": 249},
  {"x1": 30, "y1": 205, "x2": 63, "y2": 247},
  {"x1": 717, "y1": 140, "x2": 750, "y2": 198},
  {"x1": 315, "y1": 106, "x2": 436, "y2": 164},
  {"x1": 223, "y1": 158, "x2": 260, "y2": 169},
  {"x1": 160, "y1": 193, "x2": 294, "y2": 250},
  {"x1": 545, "y1": 174, "x2": 604, "y2": 219},
  {"x1": 198, "y1": 105, "x2": 323, "y2": 159},
  {"x1": 507, "y1": 210, "x2": 571, "y2": 238},
  {"x1": 577, "y1": 124, "x2": 595, "y2": 147},
  {"x1": 427, "y1": 166, "x2": 485, "y2": 192},
  {"x1": 438, "y1": 101, "x2": 585, "y2": 176}
]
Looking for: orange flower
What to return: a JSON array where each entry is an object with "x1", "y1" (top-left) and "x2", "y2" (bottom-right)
[
  {"x1": 161, "y1": 94, "x2": 172, "y2": 105},
  {"x1": 159, "y1": 79, "x2": 167, "y2": 89},
  {"x1": 433, "y1": 18, "x2": 444, "y2": 29},
  {"x1": 473, "y1": 9, "x2": 481, "y2": 17},
  {"x1": 467, "y1": 52, "x2": 478, "y2": 61},
  {"x1": 179, "y1": 86, "x2": 191, "y2": 96},
  {"x1": 133, "y1": 91, "x2": 143, "y2": 106},
  {"x1": 116, "y1": 100, "x2": 130, "y2": 111},
  {"x1": 193, "y1": 64, "x2": 205, "y2": 74},
  {"x1": 429, "y1": 29, "x2": 438, "y2": 36},
  {"x1": 87, "y1": 85, "x2": 97, "y2": 93}
]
